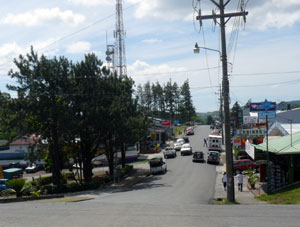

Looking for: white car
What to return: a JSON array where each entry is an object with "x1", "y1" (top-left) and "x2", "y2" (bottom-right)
[
  {"x1": 163, "y1": 147, "x2": 176, "y2": 159},
  {"x1": 176, "y1": 138, "x2": 185, "y2": 145},
  {"x1": 149, "y1": 157, "x2": 167, "y2": 174},
  {"x1": 180, "y1": 143, "x2": 193, "y2": 156},
  {"x1": 174, "y1": 142, "x2": 182, "y2": 151}
]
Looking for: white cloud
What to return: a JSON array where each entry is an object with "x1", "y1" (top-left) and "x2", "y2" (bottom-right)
[
  {"x1": 141, "y1": 39, "x2": 161, "y2": 44},
  {"x1": 67, "y1": 0, "x2": 112, "y2": 6},
  {"x1": 0, "y1": 8, "x2": 85, "y2": 27},
  {"x1": 66, "y1": 41, "x2": 91, "y2": 54},
  {"x1": 128, "y1": 60, "x2": 187, "y2": 85},
  {"x1": 126, "y1": 0, "x2": 300, "y2": 30}
]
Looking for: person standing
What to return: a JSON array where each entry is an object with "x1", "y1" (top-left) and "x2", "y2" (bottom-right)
[
  {"x1": 236, "y1": 173, "x2": 244, "y2": 192},
  {"x1": 222, "y1": 172, "x2": 227, "y2": 191}
]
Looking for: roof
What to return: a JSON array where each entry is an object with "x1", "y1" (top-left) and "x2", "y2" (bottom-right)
[
  {"x1": 10, "y1": 135, "x2": 39, "y2": 146},
  {"x1": 277, "y1": 108, "x2": 300, "y2": 123},
  {"x1": 253, "y1": 131, "x2": 300, "y2": 155}
]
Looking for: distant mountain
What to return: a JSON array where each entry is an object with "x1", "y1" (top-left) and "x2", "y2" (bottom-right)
[
  {"x1": 277, "y1": 100, "x2": 300, "y2": 111},
  {"x1": 197, "y1": 111, "x2": 219, "y2": 121}
]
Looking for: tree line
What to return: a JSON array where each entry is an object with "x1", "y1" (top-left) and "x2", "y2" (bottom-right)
[
  {"x1": 0, "y1": 48, "x2": 148, "y2": 185},
  {"x1": 136, "y1": 79, "x2": 196, "y2": 124}
]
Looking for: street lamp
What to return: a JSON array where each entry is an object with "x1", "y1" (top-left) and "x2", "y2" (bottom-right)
[{"x1": 193, "y1": 42, "x2": 221, "y2": 56}]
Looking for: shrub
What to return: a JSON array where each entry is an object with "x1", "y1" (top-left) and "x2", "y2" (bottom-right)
[
  {"x1": 7, "y1": 178, "x2": 26, "y2": 197},
  {"x1": 0, "y1": 189, "x2": 15, "y2": 197},
  {"x1": 245, "y1": 168, "x2": 259, "y2": 189}
]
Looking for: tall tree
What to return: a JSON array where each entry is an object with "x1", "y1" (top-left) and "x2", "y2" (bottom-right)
[
  {"x1": 180, "y1": 80, "x2": 196, "y2": 122},
  {"x1": 8, "y1": 48, "x2": 71, "y2": 185}
]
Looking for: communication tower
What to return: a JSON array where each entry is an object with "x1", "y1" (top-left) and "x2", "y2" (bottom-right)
[{"x1": 114, "y1": 0, "x2": 127, "y2": 76}]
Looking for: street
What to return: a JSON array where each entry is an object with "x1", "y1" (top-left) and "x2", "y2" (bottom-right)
[{"x1": 1, "y1": 126, "x2": 300, "y2": 226}]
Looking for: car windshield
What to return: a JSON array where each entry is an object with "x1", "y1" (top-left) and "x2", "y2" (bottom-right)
[{"x1": 182, "y1": 144, "x2": 190, "y2": 148}]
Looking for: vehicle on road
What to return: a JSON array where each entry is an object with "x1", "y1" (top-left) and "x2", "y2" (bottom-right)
[
  {"x1": 233, "y1": 159, "x2": 258, "y2": 174},
  {"x1": 208, "y1": 134, "x2": 222, "y2": 151},
  {"x1": 0, "y1": 179, "x2": 10, "y2": 191},
  {"x1": 3, "y1": 168, "x2": 23, "y2": 179},
  {"x1": 149, "y1": 157, "x2": 167, "y2": 174},
  {"x1": 192, "y1": 151, "x2": 205, "y2": 162},
  {"x1": 174, "y1": 142, "x2": 182, "y2": 151},
  {"x1": 176, "y1": 138, "x2": 185, "y2": 145},
  {"x1": 163, "y1": 147, "x2": 176, "y2": 159},
  {"x1": 207, "y1": 151, "x2": 220, "y2": 164},
  {"x1": 25, "y1": 164, "x2": 40, "y2": 173},
  {"x1": 186, "y1": 127, "x2": 194, "y2": 135},
  {"x1": 183, "y1": 136, "x2": 190, "y2": 143},
  {"x1": 180, "y1": 144, "x2": 193, "y2": 156}
]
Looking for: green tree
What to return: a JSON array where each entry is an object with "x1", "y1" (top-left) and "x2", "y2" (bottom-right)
[{"x1": 8, "y1": 47, "x2": 71, "y2": 185}]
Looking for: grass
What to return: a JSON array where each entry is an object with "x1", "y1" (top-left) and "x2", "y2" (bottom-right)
[
  {"x1": 214, "y1": 198, "x2": 240, "y2": 205},
  {"x1": 256, "y1": 182, "x2": 300, "y2": 204},
  {"x1": 174, "y1": 126, "x2": 185, "y2": 137}
]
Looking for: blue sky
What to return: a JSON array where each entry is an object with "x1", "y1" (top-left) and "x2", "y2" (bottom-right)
[{"x1": 0, "y1": 0, "x2": 300, "y2": 112}]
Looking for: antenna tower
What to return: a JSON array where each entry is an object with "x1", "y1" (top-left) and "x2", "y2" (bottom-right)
[{"x1": 114, "y1": 0, "x2": 127, "y2": 76}]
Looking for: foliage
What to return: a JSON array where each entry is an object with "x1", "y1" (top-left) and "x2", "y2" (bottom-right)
[
  {"x1": 7, "y1": 178, "x2": 26, "y2": 197},
  {"x1": 233, "y1": 146, "x2": 239, "y2": 160},
  {"x1": 244, "y1": 168, "x2": 259, "y2": 189},
  {"x1": 137, "y1": 79, "x2": 196, "y2": 123},
  {"x1": 257, "y1": 182, "x2": 300, "y2": 204},
  {"x1": 206, "y1": 115, "x2": 215, "y2": 125},
  {"x1": 0, "y1": 189, "x2": 16, "y2": 197}
]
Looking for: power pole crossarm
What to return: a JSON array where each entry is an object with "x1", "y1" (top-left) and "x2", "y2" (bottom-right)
[{"x1": 197, "y1": 11, "x2": 248, "y2": 21}]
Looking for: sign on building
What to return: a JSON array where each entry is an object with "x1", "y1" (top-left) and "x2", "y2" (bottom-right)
[
  {"x1": 250, "y1": 100, "x2": 276, "y2": 112},
  {"x1": 243, "y1": 116, "x2": 258, "y2": 124}
]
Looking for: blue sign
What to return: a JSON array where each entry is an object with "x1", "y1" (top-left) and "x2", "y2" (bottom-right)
[
  {"x1": 250, "y1": 100, "x2": 276, "y2": 112},
  {"x1": 258, "y1": 111, "x2": 277, "y2": 119}
]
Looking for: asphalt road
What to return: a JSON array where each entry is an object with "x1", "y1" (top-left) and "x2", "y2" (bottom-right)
[
  {"x1": 90, "y1": 125, "x2": 216, "y2": 205},
  {"x1": 2, "y1": 126, "x2": 300, "y2": 226}
]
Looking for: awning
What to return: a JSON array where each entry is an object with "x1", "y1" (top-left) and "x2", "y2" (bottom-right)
[{"x1": 253, "y1": 131, "x2": 300, "y2": 155}]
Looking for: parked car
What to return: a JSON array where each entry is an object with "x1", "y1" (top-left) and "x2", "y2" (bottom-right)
[
  {"x1": 176, "y1": 138, "x2": 185, "y2": 145},
  {"x1": 149, "y1": 157, "x2": 167, "y2": 174},
  {"x1": 174, "y1": 142, "x2": 182, "y2": 151},
  {"x1": 180, "y1": 143, "x2": 193, "y2": 156},
  {"x1": 193, "y1": 151, "x2": 205, "y2": 162},
  {"x1": 25, "y1": 164, "x2": 40, "y2": 173},
  {"x1": 0, "y1": 179, "x2": 10, "y2": 191},
  {"x1": 233, "y1": 159, "x2": 258, "y2": 174},
  {"x1": 207, "y1": 151, "x2": 220, "y2": 164},
  {"x1": 163, "y1": 147, "x2": 176, "y2": 159}
]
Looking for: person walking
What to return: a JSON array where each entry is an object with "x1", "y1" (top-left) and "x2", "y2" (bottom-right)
[
  {"x1": 203, "y1": 138, "x2": 207, "y2": 147},
  {"x1": 236, "y1": 173, "x2": 244, "y2": 192},
  {"x1": 222, "y1": 172, "x2": 227, "y2": 191}
]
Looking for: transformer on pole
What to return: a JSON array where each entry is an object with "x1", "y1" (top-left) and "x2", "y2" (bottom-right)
[{"x1": 114, "y1": 0, "x2": 127, "y2": 76}]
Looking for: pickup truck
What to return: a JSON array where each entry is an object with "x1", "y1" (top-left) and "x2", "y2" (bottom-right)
[
  {"x1": 149, "y1": 157, "x2": 167, "y2": 174},
  {"x1": 163, "y1": 147, "x2": 176, "y2": 159}
]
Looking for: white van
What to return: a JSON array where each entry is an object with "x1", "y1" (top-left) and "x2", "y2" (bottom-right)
[{"x1": 208, "y1": 134, "x2": 222, "y2": 151}]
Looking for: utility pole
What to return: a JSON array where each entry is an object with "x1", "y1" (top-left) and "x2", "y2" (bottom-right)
[{"x1": 197, "y1": 0, "x2": 248, "y2": 202}]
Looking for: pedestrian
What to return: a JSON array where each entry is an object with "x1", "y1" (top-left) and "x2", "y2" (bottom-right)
[
  {"x1": 236, "y1": 173, "x2": 244, "y2": 192},
  {"x1": 203, "y1": 138, "x2": 207, "y2": 147},
  {"x1": 222, "y1": 172, "x2": 227, "y2": 191}
]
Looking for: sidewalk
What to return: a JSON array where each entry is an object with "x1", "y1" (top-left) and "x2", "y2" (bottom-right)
[{"x1": 215, "y1": 164, "x2": 266, "y2": 204}]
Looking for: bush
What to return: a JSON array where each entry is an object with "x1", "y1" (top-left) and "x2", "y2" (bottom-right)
[
  {"x1": 0, "y1": 189, "x2": 15, "y2": 197},
  {"x1": 7, "y1": 178, "x2": 26, "y2": 197},
  {"x1": 245, "y1": 168, "x2": 259, "y2": 189}
]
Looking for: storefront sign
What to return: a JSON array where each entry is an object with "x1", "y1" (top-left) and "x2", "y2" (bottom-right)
[
  {"x1": 250, "y1": 100, "x2": 276, "y2": 112},
  {"x1": 243, "y1": 116, "x2": 258, "y2": 124},
  {"x1": 258, "y1": 111, "x2": 277, "y2": 119},
  {"x1": 161, "y1": 120, "x2": 171, "y2": 126}
]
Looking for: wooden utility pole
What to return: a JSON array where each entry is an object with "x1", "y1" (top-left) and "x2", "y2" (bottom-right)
[{"x1": 197, "y1": 0, "x2": 248, "y2": 202}]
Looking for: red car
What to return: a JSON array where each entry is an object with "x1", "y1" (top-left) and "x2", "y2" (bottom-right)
[{"x1": 233, "y1": 159, "x2": 258, "y2": 174}]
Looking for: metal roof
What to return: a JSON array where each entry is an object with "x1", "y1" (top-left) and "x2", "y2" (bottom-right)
[{"x1": 253, "y1": 131, "x2": 300, "y2": 155}]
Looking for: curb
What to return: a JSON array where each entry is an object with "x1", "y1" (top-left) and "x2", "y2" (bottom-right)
[{"x1": 0, "y1": 194, "x2": 64, "y2": 203}]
